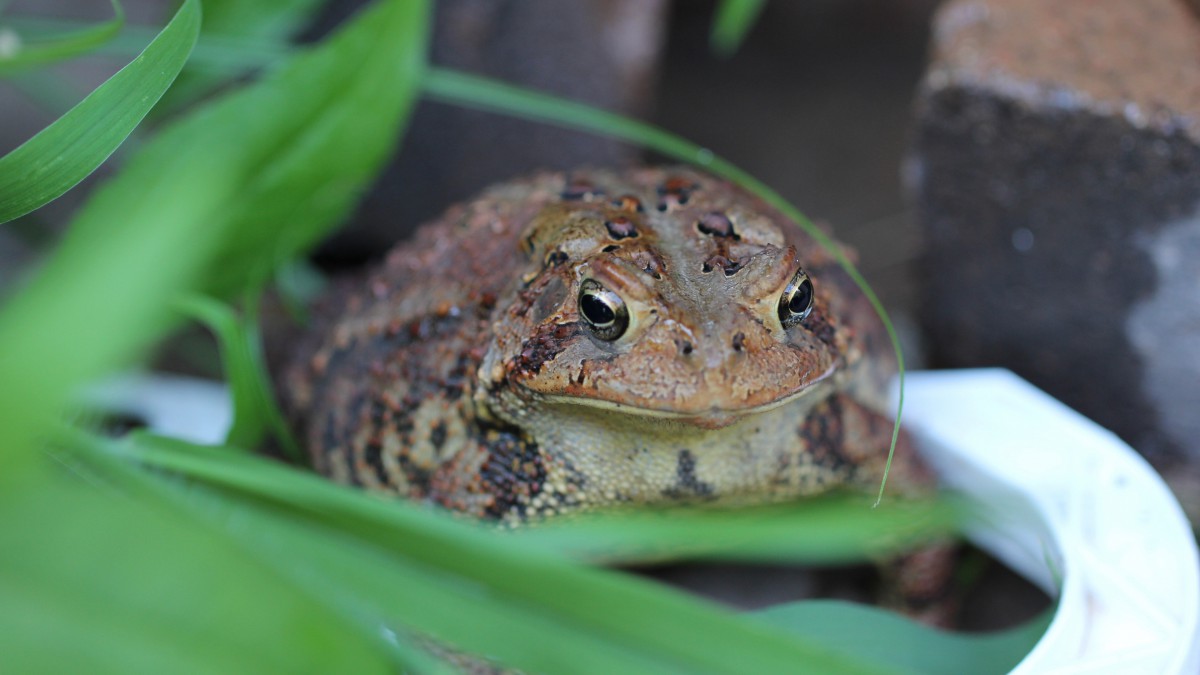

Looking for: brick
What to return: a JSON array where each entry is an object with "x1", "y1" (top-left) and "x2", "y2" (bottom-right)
[{"x1": 910, "y1": 0, "x2": 1200, "y2": 479}]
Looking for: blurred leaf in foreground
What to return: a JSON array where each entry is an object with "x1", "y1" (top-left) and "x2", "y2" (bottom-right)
[
  {"x1": 511, "y1": 495, "x2": 961, "y2": 566},
  {"x1": 710, "y1": 0, "x2": 767, "y2": 57},
  {"x1": 757, "y1": 599, "x2": 1051, "y2": 675},
  {"x1": 89, "y1": 0, "x2": 429, "y2": 299},
  {"x1": 0, "y1": 0, "x2": 426, "y2": 474},
  {"x1": 75, "y1": 431, "x2": 903, "y2": 675},
  {"x1": 156, "y1": 0, "x2": 326, "y2": 113},
  {"x1": 173, "y1": 293, "x2": 302, "y2": 461},
  {"x1": 0, "y1": 0, "x2": 124, "y2": 76},
  {"x1": 0, "y1": 479, "x2": 394, "y2": 674},
  {"x1": 0, "y1": 0, "x2": 195, "y2": 224}
]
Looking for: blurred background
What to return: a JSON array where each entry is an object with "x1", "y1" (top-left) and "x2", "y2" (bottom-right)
[
  {"x1": 3, "y1": 0, "x2": 1198, "y2": 628},
  {"x1": 2, "y1": 0, "x2": 935, "y2": 306}
]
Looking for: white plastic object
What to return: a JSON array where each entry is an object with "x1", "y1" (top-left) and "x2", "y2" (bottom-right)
[
  {"x1": 83, "y1": 373, "x2": 232, "y2": 445},
  {"x1": 897, "y1": 368, "x2": 1200, "y2": 674}
]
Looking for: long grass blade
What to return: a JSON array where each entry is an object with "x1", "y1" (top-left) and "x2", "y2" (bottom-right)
[
  {"x1": 0, "y1": 0, "x2": 197, "y2": 224},
  {"x1": 0, "y1": 0, "x2": 124, "y2": 75},
  {"x1": 156, "y1": 0, "x2": 325, "y2": 114},
  {"x1": 511, "y1": 496, "x2": 961, "y2": 565},
  {"x1": 172, "y1": 293, "x2": 303, "y2": 461}
]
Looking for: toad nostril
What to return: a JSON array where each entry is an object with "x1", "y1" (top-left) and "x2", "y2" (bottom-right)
[
  {"x1": 732, "y1": 332, "x2": 746, "y2": 352},
  {"x1": 675, "y1": 338, "x2": 694, "y2": 356}
]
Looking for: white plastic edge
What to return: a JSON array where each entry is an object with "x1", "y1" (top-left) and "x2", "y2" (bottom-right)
[
  {"x1": 81, "y1": 373, "x2": 232, "y2": 445},
  {"x1": 895, "y1": 368, "x2": 1200, "y2": 674}
]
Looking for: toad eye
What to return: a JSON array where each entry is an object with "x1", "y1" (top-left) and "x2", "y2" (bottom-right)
[
  {"x1": 778, "y1": 269, "x2": 814, "y2": 326},
  {"x1": 578, "y1": 279, "x2": 629, "y2": 341}
]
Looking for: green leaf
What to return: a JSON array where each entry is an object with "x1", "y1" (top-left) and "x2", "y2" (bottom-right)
[
  {"x1": 510, "y1": 496, "x2": 961, "y2": 566},
  {"x1": 710, "y1": 0, "x2": 767, "y2": 57},
  {"x1": 422, "y1": 67, "x2": 909, "y2": 505},
  {"x1": 157, "y1": 0, "x2": 326, "y2": 113},
  {"x1": 0, "y1": 3, "x2": 215, "y2": 479},
  {"x1": 79, "y1": 432, "x2": 907, "y2": 675},
  {"x1": 0, "y1": 0, "x2": 124, "y2": 75},
  {"x1": 79, "y1": 0, "x2": 429, "y2": 299},
  {"x1": 0, "y1": 478, "x2": 394, "y2": 674},
  {"x1": 0, "y1": 0, "x2": 426, "y2": 473},
  {"x1": 173, "y1": 293, "x2": 303, "y2": 461},
  {"x1": 756, "y1": 600, "x2": 1051, "y2": 675},
  {"x1": 0, "y1": 0, "x2": 198, "y2": 224},
  {"x1": 4, "y1": 17, "x2": 290, "y2": 74}
]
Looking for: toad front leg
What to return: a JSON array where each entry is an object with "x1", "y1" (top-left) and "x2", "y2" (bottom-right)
[{"x1": 801, "y1": 394, "x2": 959, "y2": 626}]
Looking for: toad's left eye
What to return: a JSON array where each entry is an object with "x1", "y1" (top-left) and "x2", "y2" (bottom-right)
[{"x1": 778, "y1": 269, "x2": 814, "y2": 326}]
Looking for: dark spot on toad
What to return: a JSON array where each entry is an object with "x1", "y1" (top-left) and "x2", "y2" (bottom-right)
[
  {"x1": 732, "y1": 331, "x2": 746, "y2": 352},
  {"x1": 363, "y1": 438, "x2": 388, "y2": 485},
  {"x1": 604, "y1": 216, "x2": 638, "y2": 239},
  {"x1": 546, "y1": 250, "x2": 569, "y2": 267},
  {"x1": 562, "y1": 178, "x2": 601, "y2": 201},
  {"x1": 512, "y1": 322, "x2": 581, "y2": 375},
  {"x1": 799, "y1": 397, "x2": 848, "y2": 471},
  {"x1": 675, "y1": 338, "x2": 694, "y2": 356},
  {"x1": 602, "y1": 244, "x2": 620, "y2": 253},
  {"x1": 697, "y1": 212, "x2": 738, "y2": 239},
  {"x1": 702, "y1": 253, "x2": 742, "y2": 276},
  {"x1": 801, "y1": 305, "x2": 837, "y2": 347},
  {"x1": 611, "y1": 195, "x2": 644, "y2": 213},
  {"x1": 478, "y1": 426, "x2": 546, "y2": 520},
  {"x1": 430, "y1": 420, "x2": 447, "y2": 452},
  {"x1": 656, "y1": 177, "x2": 697, "y2": 211},
  {"x1": 664, "y1": 449, "x2": 714, "y2": 498}
]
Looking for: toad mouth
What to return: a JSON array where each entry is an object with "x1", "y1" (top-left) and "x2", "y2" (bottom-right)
[{"x1": 527, "y1": 363, "x2": 837, "y2": 424}]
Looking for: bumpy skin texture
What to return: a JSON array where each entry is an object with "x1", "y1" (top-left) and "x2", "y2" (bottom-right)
[{"x1": 283, "y1": 167, "x2": 935, "y2": 524}]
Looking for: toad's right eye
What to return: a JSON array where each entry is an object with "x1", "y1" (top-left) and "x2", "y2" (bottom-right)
[
  {"x1": 778, "y1": 268, "x2": 814, "y2": 327},
  {"x1": 578, "y1": 279, "x2": 629, "y2": 341}
]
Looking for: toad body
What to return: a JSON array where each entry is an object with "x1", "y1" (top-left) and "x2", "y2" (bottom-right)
[{"x1": 283, "y1": 168, "x2": 936, "y2": 522}]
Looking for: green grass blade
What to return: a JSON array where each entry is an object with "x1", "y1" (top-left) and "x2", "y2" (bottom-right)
[
  {"x1": 422, "y1": 67, "x2": 908, "y2": 504},
  {"x1": 156, "y1": 0, "x2": 325, "y2": 114},
  {"x1": 710, "y1": 0, "x2": 766, "y2": 57},
  {"x1": 0, "y1": 0, "x2": 124, "y2": 75},
  {"x1": 0, "y1": 478, "x2": 394, "y2": 674},
  {"x1": 85, "y1": 432, "x2": 905, "y2": 675},
  {"x1": 6, "y1": 17, "x2": 292, "y2": 73},
  {"x1": 0, "y1": 0, "x2": 197, "y2": 224},
  {"x1": 172, "y1": 293, "x2": 303, "y2": 461},
  {"x1": 510, "y1": 497, "x2": 961, "y2": 566},
  {"x1": 756, "y1": 600, "x2": 1050, "y2": 675}
]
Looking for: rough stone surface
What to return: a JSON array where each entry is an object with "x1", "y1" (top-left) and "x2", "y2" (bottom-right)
[
  {"x1": 311, "y1": 0, "x2": 668, "y2": 262},
  {"x1": 910, "y1": 0, "x2": 1200, "y2": 489}
]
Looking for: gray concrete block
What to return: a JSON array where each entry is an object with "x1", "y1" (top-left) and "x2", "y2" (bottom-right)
[{"x1": 909, "y1": 0, "x2": 1200, "y2": 482}]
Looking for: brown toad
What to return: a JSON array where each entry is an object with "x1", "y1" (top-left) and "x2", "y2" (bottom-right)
[{"x1": 283, "y1": 167, "x2": 937, "y2": 522}]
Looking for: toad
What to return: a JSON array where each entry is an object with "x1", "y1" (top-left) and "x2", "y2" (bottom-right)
[{"x1": 282, "y1": 167, "x2": 950, "y2": 614}]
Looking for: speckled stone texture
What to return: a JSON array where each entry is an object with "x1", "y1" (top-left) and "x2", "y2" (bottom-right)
[{"x1": 910, "y1": 0, "x2": 1200, "y2": 508}]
